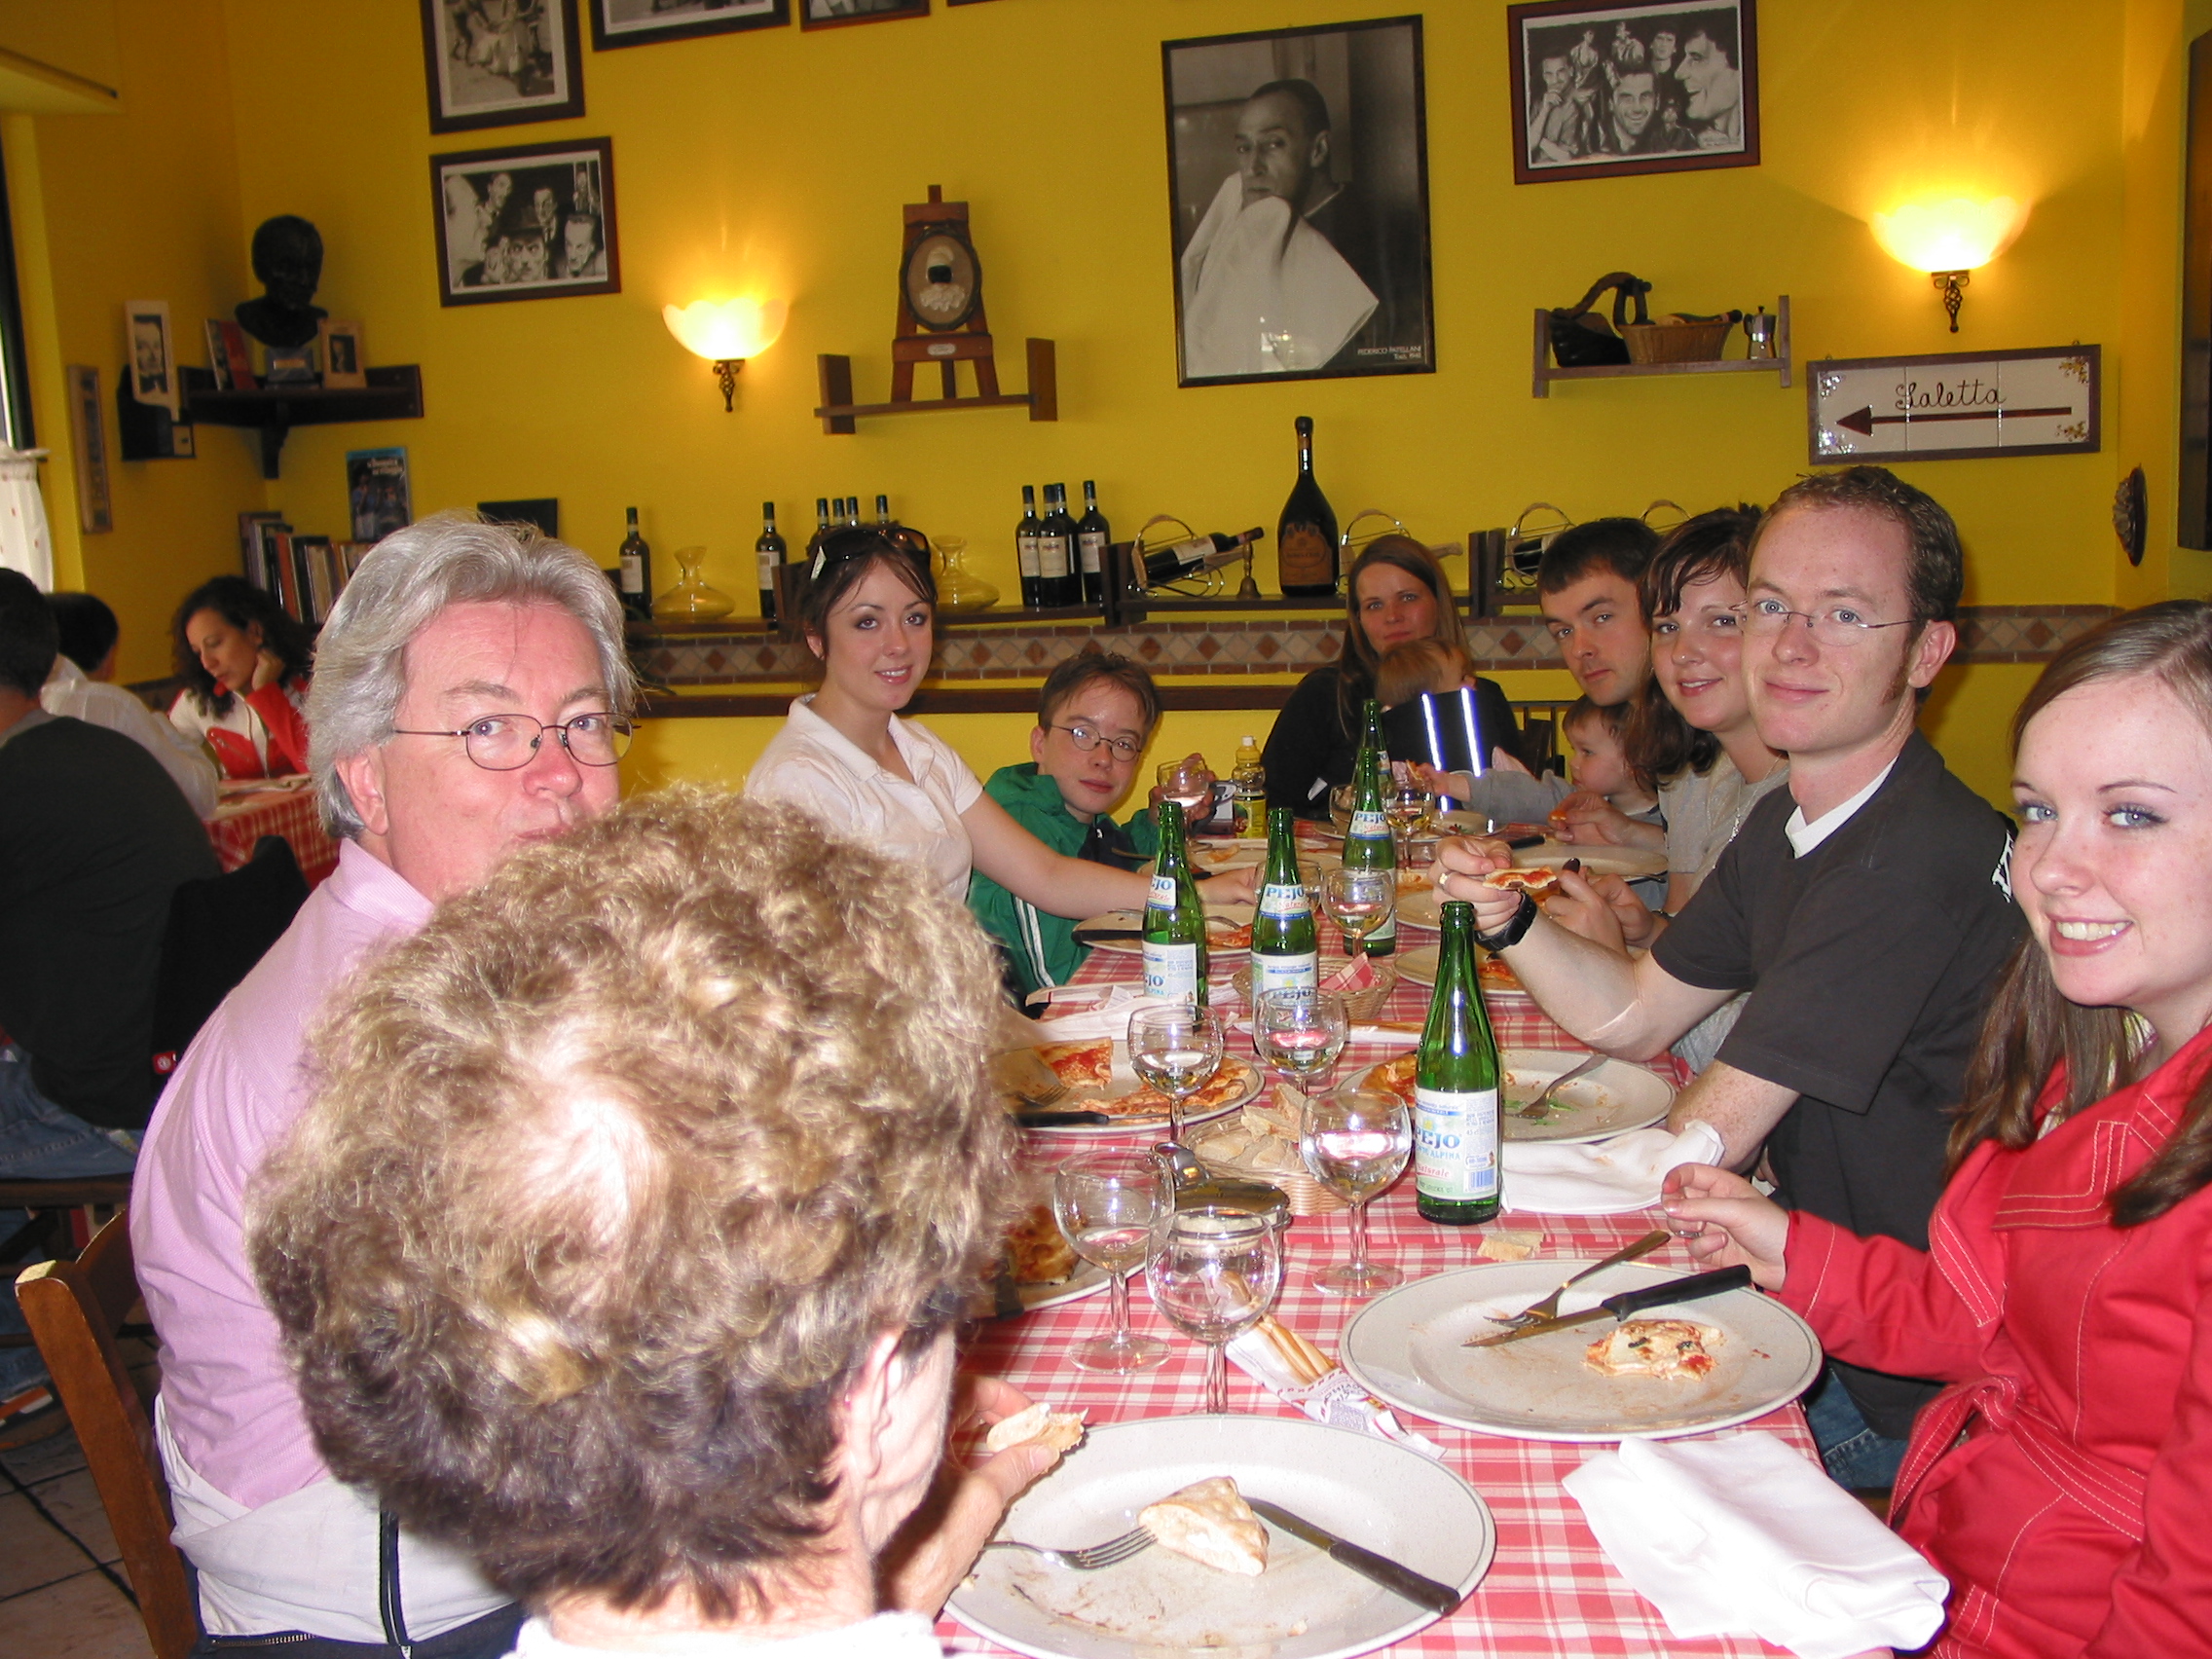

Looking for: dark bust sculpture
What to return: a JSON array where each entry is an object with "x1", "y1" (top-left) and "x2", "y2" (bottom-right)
[{"x1": 235, "y1": 215, "x2": 328, "y2": 349}]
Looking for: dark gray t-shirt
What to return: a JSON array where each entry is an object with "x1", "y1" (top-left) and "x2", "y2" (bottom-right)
[{"x1": 1652, "y1": 732, "x2": 2023, "y2": 1435}]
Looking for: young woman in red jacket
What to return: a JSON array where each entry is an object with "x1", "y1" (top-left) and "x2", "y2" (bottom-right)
[
  {"x1": 167, "y1": 575, "x2": 313, "y2": 779},
  {"x1": 1669, "y1": 600, "x2": 2212, "y2": 1658}
]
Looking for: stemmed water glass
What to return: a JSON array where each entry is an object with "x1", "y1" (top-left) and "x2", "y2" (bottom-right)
[
  {"x1": 1148, "y1": 1207, "x2": 1284, "y2": 1413},
  {"x1": 1156, "y1": 757, "x2": 1217, "y2": 829},
  {"x1": 1300, "y1": 1084, "x2": 1414, "y2": 1298},
  {"x1": 1127, "y1": 1004, "x2": 1225, "y2": 1148},
  {"x1": 1322, "y1": 866, "x2": 1395, "y2": 956},
  {"x1": 1051, "y1": 1149, "x2": 1172, "y2": 1372},
  {"x1": 1385, "y1": 768, "x2": 1436, "y2": 863},
  {"x1": 1253, "y1": 988, "x2": 1349, "y2": 1093}
]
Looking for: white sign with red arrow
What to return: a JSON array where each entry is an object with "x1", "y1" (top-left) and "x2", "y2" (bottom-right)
[{"x1": 1808, "y1": 346, "x2": 2100, "y2": 464}]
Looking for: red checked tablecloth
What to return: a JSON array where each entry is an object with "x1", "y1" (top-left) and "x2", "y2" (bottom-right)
[
  {"x1": 942, "y1": 933, "x2": 1812, "y2": 1659},
  {"x1": 206, "y1": 783, "x2": 340, "y2": 888}
]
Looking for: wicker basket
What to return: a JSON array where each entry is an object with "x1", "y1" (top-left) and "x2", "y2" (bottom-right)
[
  {"x1": 1622, "y1": 315, "x2": 1735, "y2": 365},
  {"x1": 1190, "y1": 1116, "x2": 1346, "y2": 1216},
  {"x1": 1231, "y1": 959, "x2": 1398, "y2": 1021}
]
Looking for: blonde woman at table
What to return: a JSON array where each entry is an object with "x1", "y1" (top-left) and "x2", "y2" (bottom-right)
[
  {"x1": 1667, "y1": 602, "x2": 2212, "y2": 1658},
  {"x1": 168, "y1": 575, "x2": 314, "y2": 780},
  {"x1": 748, "y1": 528, "x2": 1253, "y2": 917}
]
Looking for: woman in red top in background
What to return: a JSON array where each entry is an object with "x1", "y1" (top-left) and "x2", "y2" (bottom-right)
[
  {"x1": 1667, "y1": 601, "x2": 2212, "y2": 1658},
  {"x1": 167, "y1": 575, "x2": 313, "y2": 778}
]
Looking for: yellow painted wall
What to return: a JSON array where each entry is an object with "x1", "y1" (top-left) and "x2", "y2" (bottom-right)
[{"x1": 11, "y1": 1, "x2": 2193, "y2": 803}]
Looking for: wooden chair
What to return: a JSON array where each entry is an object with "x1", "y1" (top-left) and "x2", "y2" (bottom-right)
[{"x1": 17, "y1": 1211, "x2": 198, "y2": 1659}]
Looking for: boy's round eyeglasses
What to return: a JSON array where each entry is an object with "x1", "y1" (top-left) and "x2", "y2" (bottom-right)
[{"x1": 1049, "y1": 722, "x2": 1144, "y2": 760}]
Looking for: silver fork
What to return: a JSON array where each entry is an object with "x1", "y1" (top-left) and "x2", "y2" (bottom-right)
[
  {"x1": 1514, "y1": 1051, "x2": 1609, "y2": 1120},
  {"x1": 1016, "y1": 1077, "x2": 1071, "y2": 1110},
  {"x1": 984, "y1": 1527, "x2": 1154, "y2": 1570},
  {"x1": 1485, "y1": 1229, "x2": 1670, "y2": 1328}
]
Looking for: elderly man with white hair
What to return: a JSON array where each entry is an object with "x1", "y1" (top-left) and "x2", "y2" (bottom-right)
[{"x1": 132, "y1": 517, "x2": 638, "y2": 1659}]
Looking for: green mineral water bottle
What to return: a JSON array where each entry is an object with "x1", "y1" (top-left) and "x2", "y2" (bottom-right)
[
  {"x1": 1250, "y1": 807, "x2": 1318, "y2": 997},
  {"x1": 1341, "y1": 699, "x2": 1397, "y2": 956},
  {"x1": 1142, "y1": 800, "x2": 1209, "y2": 1007},
  {"x1": 1415, "y1": 901, "x2": 1502, "y2": 1225}
]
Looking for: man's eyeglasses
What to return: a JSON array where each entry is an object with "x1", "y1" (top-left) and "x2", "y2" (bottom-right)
[
  {"x1": 1737, "y1": 598, "x2": 1919, "y2": 649},
  {"x1": 391, "y1": 713, "x2": 634, "y2": 771},
  {"x1": 1048, "y1": 721, "x2": 1144, "y2": 760}
]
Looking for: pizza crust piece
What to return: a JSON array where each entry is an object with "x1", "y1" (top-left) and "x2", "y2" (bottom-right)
[
  {"x1": 1138, "y1": 1476, "x2": 1270, "y2": 1576},
  {"x1": 1582, "y1": 1318, "x2": 1722, "y2": 1381},
  {"x1": 984, "y1": 1401, "x2": 1088, "y2": 1455}
]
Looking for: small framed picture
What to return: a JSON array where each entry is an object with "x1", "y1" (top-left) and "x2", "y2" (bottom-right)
[
  {"x1": 421, "y1": 0, "x2": 586, "y2": 133},
  {"x1": 1507, "y1": 0, "x2": 1757, "y2": 185},
  {"x1": 125, "y1": 300, "x2": 178, "y2": 414},
  {"x1": 1163, "y1": 16, "x2": 1436, "y2": 387},
  {"x1": 319, "y1": 319, "x2": 367, "y2": 388},
  {"x1": 432, "y1": 137, "x2": 619, "y2": 305},
  {"x1": 803, "y1": 0, "x2": 927, "y2": 29},
  {"x1": 590, "y1": 0, "x2": 788, "y2": 50}
]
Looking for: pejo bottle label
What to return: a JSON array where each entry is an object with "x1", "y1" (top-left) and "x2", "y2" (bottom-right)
[
  {"x1": 1348, "y1": 809, "x2": 1389, "y2": 841},
  {"x1": 1143, "y1": 941, "x2": 1200, "y2": 1002},
  {"x1": 1254, "y1": 951, "x2": 1318, "y2": 996},
  {"x1": 1259, "y1": 882, "x2": 1310, "y2": 918},
  {"x1": 1148, "y1": 873, "x2": 1179, "y2": 909},
  {"x1": 1413, "y1": 1087, "x2": 1499, "y2": 1202}
]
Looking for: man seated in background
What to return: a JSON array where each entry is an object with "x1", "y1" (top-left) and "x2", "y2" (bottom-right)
[
  {"x1": 1438, "y1": 465, "x2": 2022, "y2": 1490},
  {"x1": 0, "y1": 570, "x2": 217, "y2": 1417},
  {"x1": 134, "y1": 517, "x2": 635, "y2": 1657},
  {"x1": 969, "y1": 650, "x2": 1172, "y2": 999},
  {"x1": 43, "y1": 590, "x2": 218, "y2": 816}
]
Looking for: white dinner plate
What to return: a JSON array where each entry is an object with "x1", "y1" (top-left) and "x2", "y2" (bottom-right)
[
  {"x1": 949, "y1": 1414, "x2": 1493, "y2": 1659},
  {"x1": 1020, "y1": 1051, "x2": 1265, "y2": 1139},
  {"x1": 1348, "y1": 1050, "x2": 1671, "y2": 1144},
  {"x1": 1393, "y1": 943, "x2": 1533, "y2": 999},
  {"x1": 1342, "y1": 1261, "x2": 1823, "y2": 1443},
  {"x1": 1074, "y1": 903, "x2": 1255, "y2": 958},
  {"x1": 1509, "y1": 839, "x2": 1669, "y2": 880},
  {"x1": 1019, "y1": 1260, "x2": 1110, "y2": 1312}
]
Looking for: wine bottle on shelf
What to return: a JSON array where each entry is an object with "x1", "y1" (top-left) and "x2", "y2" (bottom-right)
[
  {"x1": 1039, "y1": 483, "x2": 1080, "y2": 607},
  {"x1": 875, "y1": 494, "x2": 894, "y2": 527},
  {"x1": 1142, "y1": 800, "x2": 1209, "y2": 1007},
  {"x1": 1341, "y1": 699, "x2": 1397, "y2": 957},
  {"x1": 1139, "y1": 527, "x2": 1267, "y2": 588},
  {"x1": 1076, "y1": 480, "x2": 1111, "y2": 606},
  {"x1": 1015, "y1": 485, "x2": 1043, "y2": 609},
  {"x1": 1415, "y1": 901, "x2": 1501, "y2": 1225},
  {"x1": 1277, "y1": 416, "x2": 1340, "y2": 598},
  {"x1": 617, "y1": 507, "x2": 652, "y2": 622},
  {"x1": 1250, "y1": 807, "x2": 1318, "y2": 998},
  {"x1": 756, "y1": 502, "x2": 787, "y2": 621},
  {"x1": 843, "y1": 498, "x2": 863, "y2": 531}
]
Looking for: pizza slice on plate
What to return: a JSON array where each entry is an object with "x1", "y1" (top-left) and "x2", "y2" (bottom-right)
[{"x1": 1036, "y1": 1040, "x2": 1113, "y2": 1093}]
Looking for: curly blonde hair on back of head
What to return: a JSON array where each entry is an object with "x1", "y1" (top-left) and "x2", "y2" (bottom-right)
[{"x1": 249, "y1": 788, "x2": 1018, "y2": 1618}]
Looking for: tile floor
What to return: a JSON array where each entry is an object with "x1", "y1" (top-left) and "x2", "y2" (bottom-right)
[{"x1": 0, "y1": 1333, "x2": 161, "y2": 1659}]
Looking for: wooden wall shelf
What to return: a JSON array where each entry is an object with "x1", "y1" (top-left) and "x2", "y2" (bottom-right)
[
  {"x1": 815, "y1": 338, "x2": 1056, "y2": 433},
  {"x1": 1532, "y1": 296, "x2": 1790, "y2": 397},
  {"x1": 182, "y1": 364, "x2": 424, "y2": 478}
]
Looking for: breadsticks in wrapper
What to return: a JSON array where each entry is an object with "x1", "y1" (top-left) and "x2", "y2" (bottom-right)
[{"x1": 1226, "y1": 1316, "x2": 1442, "y2": 1458}]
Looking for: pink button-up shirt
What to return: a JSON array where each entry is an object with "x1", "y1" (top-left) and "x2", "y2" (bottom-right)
[{"x1": 132, "y1": 839, "x2": 431, "y2": 1507}]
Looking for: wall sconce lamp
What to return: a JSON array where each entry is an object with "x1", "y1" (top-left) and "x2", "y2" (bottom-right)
[
  {"x1": 1869, "y1": 197, "x2": 2027, "y2": 333},
  {"x1": 662, "y1": 297, "x2": 789, "y2": 410}
]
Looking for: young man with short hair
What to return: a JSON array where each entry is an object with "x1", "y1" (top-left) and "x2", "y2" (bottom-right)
[
  {"x1": 967, "y1": 651, "x2": 1179, "y2": 999},
  {"x1": 1439, "y1": 465, "x2": 2023, "y2": 1489}
]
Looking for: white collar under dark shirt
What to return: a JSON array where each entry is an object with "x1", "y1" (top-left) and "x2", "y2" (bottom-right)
[{"x1": 1784, "y1": 758, "x2": 1898, "y2": 859}]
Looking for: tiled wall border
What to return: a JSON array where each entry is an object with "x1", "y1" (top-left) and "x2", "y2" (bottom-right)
[{"x1": 633, "y1": 603, "x2": 2117, "y2": 690}]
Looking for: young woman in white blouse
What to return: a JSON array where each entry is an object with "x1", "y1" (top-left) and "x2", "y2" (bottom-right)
[{"x1": 748, "y1": 530, "x2": 1253, "y2": 915}]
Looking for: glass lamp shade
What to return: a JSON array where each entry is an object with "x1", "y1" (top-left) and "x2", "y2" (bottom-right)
[
  {"x1": 1868, "y1": 197, "x2": 2026, "y2": 274},
  {"x1": 662, "y1": 297, "x2": 789, "y2": 362}
]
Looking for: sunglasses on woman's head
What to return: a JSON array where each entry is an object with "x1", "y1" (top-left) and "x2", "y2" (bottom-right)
[{"x1": 809, "y1": 527, "x2": 924, "y2": 580}]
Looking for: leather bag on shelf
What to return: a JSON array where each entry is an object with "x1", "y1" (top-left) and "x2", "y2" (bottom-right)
[{"x1": 1547, "y1": 272, "x2": 1652, "y2": 368}]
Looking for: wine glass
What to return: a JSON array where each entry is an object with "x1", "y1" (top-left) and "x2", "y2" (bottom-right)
[
  {"x1": 1385, "y1": 769, "x2": 1435, "y2": 865},
  {"x1": 1253, "y1": 988, "x2": 1349, "y2": 1092},
  {"x1": 1051, "y1": 1149, "x2": 1172, "y2": 1372},
  {"x1": 1156, "y1": 757, "x2": 1216, "y2": 828},
  {"x1": 1322, "y1": 866, "x2": 1395, "y2": 955},
  {"x1": 1149, "y1": 1207, "x2": 1284, "y2": 1413},
  {"x1": 1128, "y1": 1004, "x2": 1226, "y2": 1147},
  {"x1": 1300, "y1": 1084, "x2": 1414, "y2": 1298}
]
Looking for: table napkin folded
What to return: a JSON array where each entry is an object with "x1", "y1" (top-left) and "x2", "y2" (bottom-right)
[
  {"x1": 1499, "y1": 1120, "x2": 1724, "y2": 1214},
  {"x1": 1020, "y1": 984, "x2": 1189, "y2": 1043},
  {"x1": 1563, "y1": 1432, "x2": 1949, "y2": 1659}
]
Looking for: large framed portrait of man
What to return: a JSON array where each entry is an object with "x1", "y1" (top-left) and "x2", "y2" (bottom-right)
[
  {"x1": 1162, "y1": 16, "x2": 1434, "y2": 387},
  {"x1": 431, "y1": 138, "x2": 620, "y2": 305},
  {"x1": 420, "y1": 0, "x2": 586, "y2": 133},
  {"x1": 1507, "y1": 0, "x2": 1757, "y2": 185}
]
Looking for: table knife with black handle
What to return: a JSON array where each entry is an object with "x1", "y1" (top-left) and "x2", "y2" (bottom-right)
[
  {"x1": 1461, "y1": 1265, "x2": 1752, "y2": 1348},
  {"x1": 1245, "y1": 1498, "x2": 1463, "y2": 1615}
]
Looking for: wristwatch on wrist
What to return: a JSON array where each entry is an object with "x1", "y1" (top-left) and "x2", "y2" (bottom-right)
[{"x1": 1474, "y1": 890, "x2": 1538, "y2": 952}]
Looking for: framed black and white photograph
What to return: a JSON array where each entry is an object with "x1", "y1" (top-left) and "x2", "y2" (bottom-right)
[
  {"x1": 1507, "y1": 0, "x2": 1757, "y2": 185},
  {"x1": 1162, "y1": 16, "x2": 1434, "y2": 387},
  {"x1": 318, "y1": 318, "x2": 367, "y2": 389},
  {"x1": 432, "y1": 138, "x2": 620, "y2": 305},
  {"x1": 802, "y1": 0, "x2": 928, "y2": 30},
  {"x1": 589, "y1": 0, "x2": 787, "y2": 51},
  {"x1": 420, "y1": 0, "x2": 585, "y2": 133},
  {"x1": 124, "y1": 300, "x2": 177, "y2": 415}
]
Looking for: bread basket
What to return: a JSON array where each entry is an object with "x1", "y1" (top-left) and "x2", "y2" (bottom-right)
[
  {"x1": 1190, "y1": 1091, "x2": 1347, "y2": 1216},
  {"x1": 1230, "y1": 957, "x2": 1398, "y2": 1021},
  {"x1": 1622, "y1": 313, "x2": 1737, "y2": 365}
]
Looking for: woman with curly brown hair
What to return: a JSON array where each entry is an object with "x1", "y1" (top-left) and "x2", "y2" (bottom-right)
[
  {"x1": 1667, "y1": 602, "x2": 2212, "y2": 1656},
  {"x1": 251, "y1": 788, "x2": 1063, "y2": 1659},
  {"x1": 168, "y1": 574, "x2": 314, "y2": 778}
]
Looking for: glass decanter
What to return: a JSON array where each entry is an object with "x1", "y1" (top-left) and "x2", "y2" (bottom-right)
[
  {"x1": 934, "y1": 535, "x2": 999, "y2": 612},
  {"x1": 654, "y1": 545, "x2": 736, "y2": 621}
]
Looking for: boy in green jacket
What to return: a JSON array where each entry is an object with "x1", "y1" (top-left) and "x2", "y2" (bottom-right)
[{"x1": 970, "y1": 651, "x2": 1191, "y2": 998}]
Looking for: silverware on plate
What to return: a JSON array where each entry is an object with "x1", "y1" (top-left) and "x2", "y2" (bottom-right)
[
  {"x1": 1464, "y1": 1265, "x2": 1751, "y2": 1348},
  {"x1": 1485, "y1": 1229, "x2": 1669, "y2": 1328},
  {"x1": 983, "y1": 1526, "x2": 1154, "y2": 1571},
  {"x1": 1246, "y1": 1498, "x2": 1462, "y2": 1614}
]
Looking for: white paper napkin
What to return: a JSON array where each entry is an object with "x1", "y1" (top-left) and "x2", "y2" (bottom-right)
[
  {"x1": 1499, "y1": 1120, "x2": 1725, "y2": 1214},
  {"x1": 1564, "y1": 1432, "x2": 1949, "y2": 1659},
  {"x1": 1020, "y1": 984, "x2": 1190, "y2": 1043}
]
